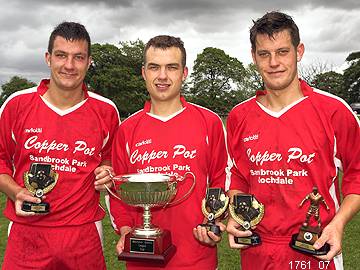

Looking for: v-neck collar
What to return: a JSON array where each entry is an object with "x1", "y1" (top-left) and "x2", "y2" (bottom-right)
[
  {"x1": 256, "y1": 96, "x2": 308, "y2": 118},
  {"x1": 255, "y1": 79, "x2": 313, "y2": 118},
  {"x1": 37, "y1": 79, "x2": 89, "y2": 116},
  {"x1": 144, "y1": 96, "x2": 188, "y2": 122}
]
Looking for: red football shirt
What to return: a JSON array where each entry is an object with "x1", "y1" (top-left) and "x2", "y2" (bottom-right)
[{"x1": 0, "y1": 79, "x2": 120, "y2": 226}]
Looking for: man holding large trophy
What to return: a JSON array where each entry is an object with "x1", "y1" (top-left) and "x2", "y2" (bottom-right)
[
  {"x1": 108, "y1": 35, "x2": 229, "y2": 269},
  {"x1": 0, "y1": 22, "x2": 120, "y2": 269}
]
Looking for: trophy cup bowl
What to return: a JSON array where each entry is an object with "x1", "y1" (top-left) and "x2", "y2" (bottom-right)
[{"x1": 106, "y1": 172, "x2": 195, "y2": 265}]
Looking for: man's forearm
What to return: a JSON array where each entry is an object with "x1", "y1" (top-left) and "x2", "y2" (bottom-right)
[
  {"x1": 0, "y1": 173, "x2": 22, "y2": 201},
  {"x1": 332, "y1": 194, "x2": 360, "y2": 228}
]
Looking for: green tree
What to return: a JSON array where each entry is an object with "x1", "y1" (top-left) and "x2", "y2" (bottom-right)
[
  {"x1": 241, "y1": 63, "x2": 262, "y2": 96},
  {"x1": 0, "y1": 76, "x2": 36, "y2": 106},
  {"x1": 299, "y1": 61, "x2": 332, "y2": 84},
  {"x1": 86, "y1": 40, "x2": 147, "y2": 117},
  {"x1": 187, "y1": 47, "x2": 246, "y2": 115},
  {"x1": 343, "y1": 51, "x2": 360, "y2": 103},
  {"x1": 311, "y1": 71, "x2": 345, "y2": 99}
]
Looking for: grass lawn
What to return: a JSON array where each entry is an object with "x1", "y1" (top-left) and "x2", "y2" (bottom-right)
[{"x1": 0, "y1": 193, "x2": 359, "y2": 269}]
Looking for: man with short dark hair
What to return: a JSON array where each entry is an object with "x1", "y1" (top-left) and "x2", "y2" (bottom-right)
[
  {"x1": 109, "y1": 35, "x2": 229, "y2": 270},
  {"x1": 0, "y1": 21, "x2": 120, "y2": 269},
  {"x1": 226, "y1": 11, "x2": 360, "y2": 270}
]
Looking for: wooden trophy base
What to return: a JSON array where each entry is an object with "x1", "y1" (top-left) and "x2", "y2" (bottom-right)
[
  {"x1": 290, "y1": 225, "x2": 330, "y2": 255},
  {"x1": 119, "y1": 229, "x2": 176, "y2": 266},
  {"x1": 235, "y1": 232, "x2": 261, "y2": 246}
]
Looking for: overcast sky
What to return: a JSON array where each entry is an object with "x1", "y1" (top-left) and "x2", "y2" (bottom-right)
[{"x1": 0, "y1": 0, "x2": 359, "y2": 87}]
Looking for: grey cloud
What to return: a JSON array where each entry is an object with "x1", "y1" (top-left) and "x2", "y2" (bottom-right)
[
  {"x1": 0, "y1": 0, "x2": 359, "y2": 88},
  {"x1": 149, "y1": 0, "x2": 359, "y2": 14},
  {"x1": 306, "y1": 12, "x2": 360, "y2": 54},
  {"x1": 15, "y1": 0, "x2": 134, "y2": 8}
]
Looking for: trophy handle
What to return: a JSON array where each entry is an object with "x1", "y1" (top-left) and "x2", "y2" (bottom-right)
[
  {"x1": 103, "y1": 169, "x2": 126, "y2": 201},
  {"x1": 165, "y1": 172, "x2": 196, "y2": 207}
]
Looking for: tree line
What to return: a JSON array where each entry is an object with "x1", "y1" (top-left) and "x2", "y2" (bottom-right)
[{"x1": 1, "y1": 40, "x2": 359, "y2": 117}]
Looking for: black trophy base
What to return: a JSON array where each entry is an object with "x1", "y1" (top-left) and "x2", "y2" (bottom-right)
[
  {"x1": 200, "y1": 223, "x2": 221, "y2": 236},
  {"x1": 235, "y1": 232, "x2": 261, "y2": 246},
  {"x1": 290, "y1": 233, "x2": 330, "y2": 255},
  {"x1": 22, "y1": 201, "x2": 49, "y2": 213},
  {"x1": 119, "y1": 229, "x2": 176, "y2": 266}
]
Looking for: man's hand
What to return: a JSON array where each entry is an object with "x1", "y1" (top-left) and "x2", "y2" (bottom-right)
[
  {"x1": 14, "y1": 187, "x2": 42, "y2": 217},
  {"x1": 314, "y1": 220, "x2": 343, "y2": 261},
  {"x1": 226, "y1": 216, "x2": 252, "y2": 249},
  {"x1": 314, "y1": 194, "x2": 360, "y2": 261},
  {"x1": 193, "y1": 219, "x2": 226, "y2": 246},
  {"x1": 116, "y1": 226, "x2": 132, "y2": 255},
  {"x1": 94, "y1": 165, "x2": 114, "y2": 191}
]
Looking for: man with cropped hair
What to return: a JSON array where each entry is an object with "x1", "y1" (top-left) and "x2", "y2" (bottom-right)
[
  {"x1": 226, "y1": 11, "x2": 359, "y2": 270},
  {"x1": 0, "y1": 21, "x2": 120, "y2": 269},
  {"x1": 109, "y1": 35, "x2": 229, "y2": 270}
]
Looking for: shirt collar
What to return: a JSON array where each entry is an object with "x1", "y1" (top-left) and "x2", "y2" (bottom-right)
[
  {"x1": 37, "y1": 79, "x2": 90, "y2": 98},
  {"x1": 256, "y1": 79, "x2": 313, "y2": 98},
  {"x1": 143, "y1": 95, "x2": 188, "y2": 113}
]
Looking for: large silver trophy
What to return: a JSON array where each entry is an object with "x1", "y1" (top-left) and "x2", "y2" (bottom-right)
[{"x1": 106, "y1": 172, "x2": 195, "y2": 265}]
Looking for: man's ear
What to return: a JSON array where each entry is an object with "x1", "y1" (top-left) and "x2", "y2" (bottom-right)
[
  {"x1": 45, "y1": 52, "x2": 51, "y2": 67},
  {"x1": 87, "y1": 56, "x2": 93, "y2": 69},
  {"x1": 182, "y1": 66, "x2": 188, "y2": 81},
  {"x1": 296, "y1": 43, "x2": 305, "y2": 62},
  {"x1": 141, "y1": 66, "x2": 146, "y2": 81}
]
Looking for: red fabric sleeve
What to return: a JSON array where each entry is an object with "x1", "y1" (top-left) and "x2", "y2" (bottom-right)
[
  {"x1": 226, "y1": 110, "x2": 250, "y2": 193},
  {"x1": 109, "y1": 126, "x2": 135, "y2": 231},
  {"x1": 332, "y1": 105, "x2": 360, "y2": 197},
  {"x1": 208, "y1": 116, "x2": 228, "y2": 190},
  {"x1": 100, "y1": 107, "x2": 120, "y2": 162},
  {"x1": 0, "y1": 99, "x2": 16, "y2": 176}
]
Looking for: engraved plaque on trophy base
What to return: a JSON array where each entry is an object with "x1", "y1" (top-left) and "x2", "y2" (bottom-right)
[
  {"x1": 290, "y1": 226, "x2": 330, "y2": 255},
  {"x1": 119, "y1": 229, "x2": 176, "y2": 265},
  {"x1": 22, "y1": 201, "x2": 50, "y2": 213},
  {"x1": 235, "y1": 232, "x2": 261, "y2": 246}
]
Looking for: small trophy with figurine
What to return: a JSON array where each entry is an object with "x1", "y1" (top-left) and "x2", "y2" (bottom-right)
[
  {"x1": 22, "y1": 163, "x2": 58, "y2": 213},
  {"x1": 199, "y1": 187, "x2": 229, "y2": 236},
  {"x1": 229, "y1": 193, "x2": 264, "y2": 245},
  {"x1": 290, "y1": 186, "x2": 330, "y2": 255}
]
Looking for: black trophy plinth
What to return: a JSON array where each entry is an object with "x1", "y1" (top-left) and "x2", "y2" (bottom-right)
[
  {"x1": 235, "y1": 232, "x2": 261, "y2": 246},
  {"x1": 200, "y1": 220, "x2": 222, "y2": 236},
  {"x1": 22, "y1": 201, "x2": 50, "y2": 213},
  {"x1": 290, "y1": 225, "x2": 330, "y2": 255}
]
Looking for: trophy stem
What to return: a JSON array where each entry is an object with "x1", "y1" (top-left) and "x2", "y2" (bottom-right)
[
  {"x1": 143, "y1": 205, "x2": 152, "y2": 230},
  {"x1": 133, "y1": 205, "x2": 161, "y2": 237}
]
